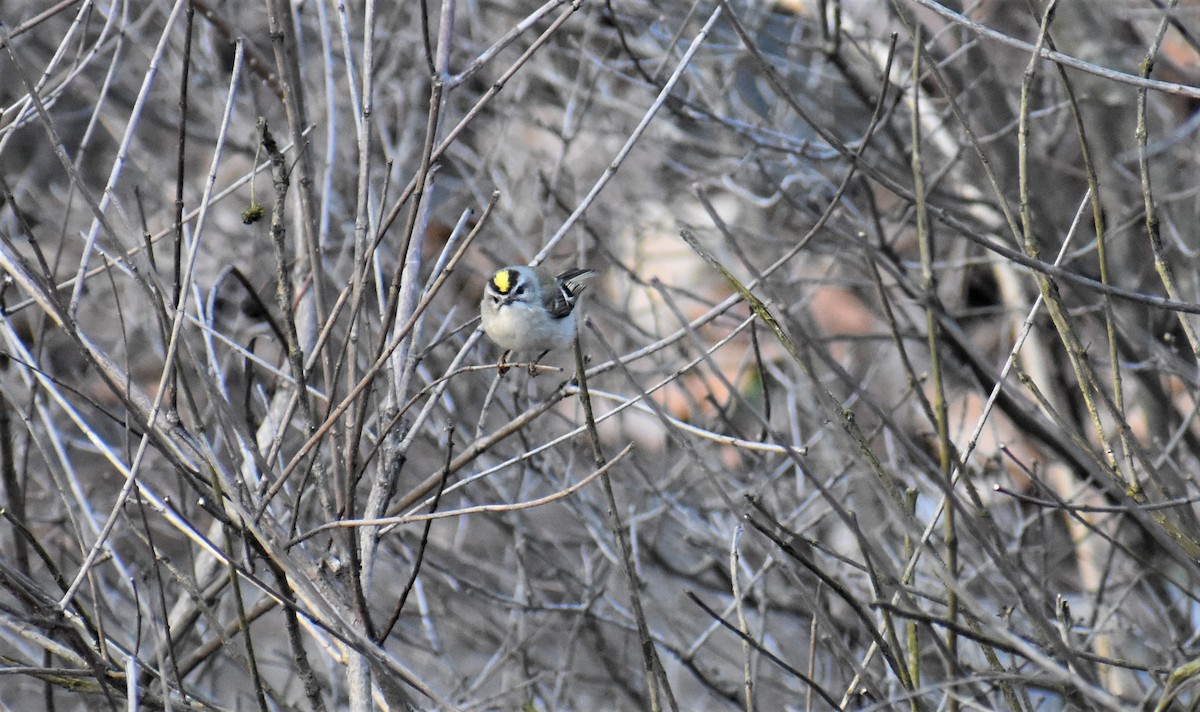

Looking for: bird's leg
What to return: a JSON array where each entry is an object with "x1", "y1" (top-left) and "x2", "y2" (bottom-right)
[
  {"x1": 497, "y1": 350, "x2": 512, "y2": 376},
  {"x1": 528, "y1": 350, "x2": 550, "y2": 376}
]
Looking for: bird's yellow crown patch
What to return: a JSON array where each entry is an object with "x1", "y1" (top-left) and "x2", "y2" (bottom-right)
[{"x1": 491, "y1": 269, "x2": 513, "y2": 294}]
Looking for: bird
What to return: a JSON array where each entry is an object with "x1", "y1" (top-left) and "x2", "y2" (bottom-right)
[{"x1": 480, "y1": 265, "x2": 597, "y2": 374}]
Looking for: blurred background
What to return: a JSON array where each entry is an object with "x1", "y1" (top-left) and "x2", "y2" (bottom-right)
[{"x1": 2, "y1": 0, "x2": 1200, "y2": 709}]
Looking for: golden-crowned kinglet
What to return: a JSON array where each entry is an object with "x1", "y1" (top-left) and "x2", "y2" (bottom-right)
[{"x1": 480, "y1": 265, "x2": 597, "y2": 372}]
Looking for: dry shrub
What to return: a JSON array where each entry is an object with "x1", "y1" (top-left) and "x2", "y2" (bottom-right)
[{"x1": 2, "y1": 0, "x2": 1200, "y2": 709}]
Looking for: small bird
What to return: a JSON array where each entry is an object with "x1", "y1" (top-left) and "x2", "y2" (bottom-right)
[{"x1": 480, "y1": 265, "x2": 597, "y2": 373}]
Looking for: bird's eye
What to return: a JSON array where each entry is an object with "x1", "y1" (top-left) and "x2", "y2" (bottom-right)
[
  {"x1": 513, "y1": 285, "x2": 525, "y2": 296},
  {"x1": 490, "y1": 294, "x2": 501, "y2": 304}
]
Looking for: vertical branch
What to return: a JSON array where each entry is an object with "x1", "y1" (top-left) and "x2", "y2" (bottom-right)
[
  {"x1": 337, "y1": 0, "x2": 380, "y2": 661},
  {"x1": 168, "y1": 0, "x2": 195, "y2": 417},
  {"x1": 355, "y1": 0, "x2": 451, "y2": 589},
  {"x1": 270, "y1": 560, "x2": 329, "y2": 712},
  {"x1": 1136, "y1": 1, "x2": 1199, "y2": 358},
  {"x1": 263, "y1": 0, "x2": 332, "y2": 402},
  {"x1": 258, "y1": 119, "x2": 336, "y2": 523},
  {"x1": 574, "y1": 330, "x2": 674, "y2": 712},
  {"x1": 729, "y1": 527, "x2": 754, "y2": 712},
  {"x1": 340, "y1": 0, "x2": 377, "y2": 518},
  {"x1": 909, "y1": 29, "x2": 957, "y2": 710},
  {"x1": 1018, "y1": 5, "x2": 1114, "y2": 472},
  {"x1": 0, "y1": 394, "x2": 28, "y2": 575}
]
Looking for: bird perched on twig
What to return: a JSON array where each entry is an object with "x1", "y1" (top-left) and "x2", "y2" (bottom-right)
[{"x1": 480, "y1": 265, "x2": 597, "y2": 374}]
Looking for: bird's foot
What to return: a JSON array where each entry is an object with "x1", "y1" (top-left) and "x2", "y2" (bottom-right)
[{"x1": 528, "y1": 350, "x2": 550, "y2": 376}]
